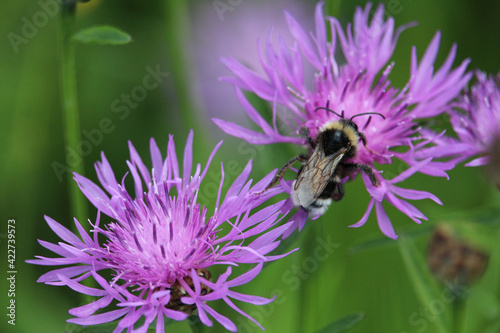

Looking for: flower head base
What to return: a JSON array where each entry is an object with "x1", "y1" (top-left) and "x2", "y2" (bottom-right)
[
  {"x1": 449, "y1": 71, "x2": 500, "y2": 167},
  {"x1": 215, "y1": 2, "x2": 471, "y2": 239},
  {"x1": 488, "y1": 137, "x2": 500, "y2": 189},
  {"x1": 28, "y1": 131, "x2": 294, "y2": 332}
]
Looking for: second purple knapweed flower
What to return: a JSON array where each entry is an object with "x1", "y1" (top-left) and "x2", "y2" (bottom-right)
[
  {"x1": 449, "y1": 71, "x2": 500, "y2": 167},
  {"x1": 214, "y1": 2, "x2": 471, "y2": 239},
  {"x1": 28, "y1": 131, "x2": 294, "y2": 332}
]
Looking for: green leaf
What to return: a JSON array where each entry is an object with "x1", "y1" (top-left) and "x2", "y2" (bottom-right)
[
  {"x1": 398, "y1": 236, "x2": 449, "y2": 333},
  {"x1": 348, "y1": 207, "x2": 500, "y2": 256},
  {"x1": 474, "y1": 286, "x2": 500, "y2": 319},
  {"x1": 64, "y1": 322, "x2": 117, "y2": 333},
  {"x1": 188, "y1": 315, "x2": 208, "y2": 333},
  {"x1": 484, "y1": 317, "x2": 500, "y2": 333},
  {"x1": 72, "y1": 26, "x2": 132, "y2": 45},
  {"x1": 347, "y1": 233, "x2": 397, "y2": 255},
  {"x1": 315, "y1": 313, "x2": 365, "y2": 333},
  {"x1": 465, "y1": 208, "x2": 500, "y2": 227},
  {"x1": 63, "y1": 318, "x2": 174, "y2": 332},
  {"x1": 347, "y1": 226, "x2": 431, "y2": 255}
]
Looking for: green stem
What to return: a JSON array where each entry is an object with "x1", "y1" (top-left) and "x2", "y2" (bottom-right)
[
  {"x1": 298, "y1": 226, "x2": 314, "y2": 333},
  {"x1": 164, "y1": 0, "x2": 208, "y2": 143},
  {"x1": 59, "y1": 1, "x2": 87, "y2": 224},
  {"x1": 188, "y1": 315, "x2": 207, "y2": 333},
  {"x1": 326, "y1": 0, "x2": 341, "y2": 18},
  {"x1": 452, "y1": 298, "x2": 467, "y2": 333}
]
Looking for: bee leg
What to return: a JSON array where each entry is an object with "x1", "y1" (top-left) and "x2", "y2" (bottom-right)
[
  {"x1": 344, "y1": 163, "x2": 379, "y2": 186},
  {"x1": 331, "y1": 181, "x2": 345, "y2": 202},
  {"x1": 358, "y1": 132, "x2": 377, "y2": 155},
  {"x1": 258, "y1": 154, "x2": 309, "y2": 194},
  {"x1": 299, "y1": 127, "x2": 316, "y2": 149}
]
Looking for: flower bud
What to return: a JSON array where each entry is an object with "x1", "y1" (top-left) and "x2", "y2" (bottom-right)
[
  {"x1": 488, "y1": 136, "x2": 500, "y2": 190},
  {"x1": 427, "y1": 223, "x2": 489, "y2": 287}
]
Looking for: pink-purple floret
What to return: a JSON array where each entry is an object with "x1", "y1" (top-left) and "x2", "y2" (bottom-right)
[
  {"x1": 28, "y1": 131, "x2": 296, "y2": 332},
  {"x1": 215, "y1": 2, "x2": 472, "y2": 239}
]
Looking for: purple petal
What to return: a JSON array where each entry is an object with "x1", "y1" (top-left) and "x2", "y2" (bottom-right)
[
  {"x1": 149, "y1": 138, "x2": 163, "y2": 183},
  {"x1": 167, "y1": 134, "x2": 180, "y2": 181},
  {"x1": 465, "y1": 156, "x2": 489, "y2": 167},
  {"x1": 221, "y1": 57, "x2": 276, "y2": 100},
  {"x1": 375, "y1": 202, "x2": 398, "y2": 239},
  {"x1": 214, "y1": 267, "x2": 233, "y2": 289},
  {"x1": 213, "y1": 118, "x2": 300, "y2": 145},
  {"x1": 391, "y1": 186, "x2": 442, "y2": 204},
  {"x1": 200, "y1": 141, "x2": 223, "y2": 182},
  {"x1": 225, "y1": 160, "x2": 252, "y2": 199},
  {"x1": 313, "y1": 1, "x2": 327, "y2": 62},
  {"x1": 226, "y1": 263, "x2": 263, "y2": 288},
  {"x1": 412, "y1": 32, "x2": 441, "y2": 92},
  {"x1": 195, "y1": 304, "x2": 213, "y2": 328},
  {"x1": 36, "y1": 239, "x2": 79, "y2": 259},
  {"x1": 67, "y1": 308, "x2": 129, "y2": 326},
  {"x1": 74, "y1": 174, "x2": 112, "y2": 216},
  {"x1": 134, "y1": 308, "x2": 158, "y2": 333},
  {"x1": 116, "y1": 308, "x2": 144, "y2": 331},
  {"x1": 44, "y1": 216, "x2": 82, "y2": 245},
  {"x1": 223, "y1": 297, "x2": 265, "y2": 330},
  {"x1": 285, "y1": 10, "x2": 321, "y2": 70},
  {"x1": 56, "y1": 274, "x2": 108, "y2": 296},
  {"x1": 246, "y1": 220, "x2": 290, "y2": 251},
  {"x1": 363, "y1": 173, "x2": 386, "y2": 202},
  {"x1": 128, "y1": 141, "x2": 151, "y2": 189},
  {"x1": 161, "y1": 307, "x2": 189, "y2": 321},
  {"x1": 182, "y1": 130, "x2": 194, "y2": 185},
  {"x1": 389, "y1": 195, "x2": 427, "y2": 224},
  {"x1": 201, "y1": 303, "x2": 237, "y2": 332},
  {"x1": 73, "y1": 217, "x2": 93, "y2": 245},
  {"x1": 282, "y1": 209, "x2": 308, "y2": 239},
  {"x1": 156, "y1": 312, "x2": 165, "y2": 333},
  {"x1": 69, "y1": 295, "x2": 114, "y2": 317},
  {"x1": 227, "y1": 290, "x2": 275, "y2": 306},
  {"x1": 350, "y1": 199, "x2": 375, "y2": 228},
  {"x1": 235, "y1": 88, "x2": 274, "y2": 134},
  {"x1": 95, "y1": 152, "x2": 119, "y2": 196},
  {"x1": 36, "y1": 266, "x2": 91, "y2": 283},
  {"x1": 389, "y1": 158, "x2": 432, "y2": 184}
]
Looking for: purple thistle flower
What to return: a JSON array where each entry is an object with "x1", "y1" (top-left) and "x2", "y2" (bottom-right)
[
  {"x1": 449, "y1": 71, "x2": 500, "y2": 167},
  {"x1": 28, "y1": 131, "x2": 295, "y2": 332},
  {"x1": 213, "y1": 2, "x2": 471, "y2": 239}
]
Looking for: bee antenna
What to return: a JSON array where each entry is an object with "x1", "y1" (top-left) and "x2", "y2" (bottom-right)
[
  {"x1": 314, "y1": 107, "x2": 343, "y2": 118},
  {"x1": 350, "y1": 112, "x2": 386, "y2": 121}
]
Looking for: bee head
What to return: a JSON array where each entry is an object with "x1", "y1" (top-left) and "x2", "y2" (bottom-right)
[
  {"x1": 315, "y1": 107, "x2": 386, "y2": 156},
  {"x1": 318, "y1": 120, "x2": 359, "y2": 157},
  {"x1": 341, "y1": 118, "x2": 359, "y2": 133},
  {"x1": 314, "y1": 107, "x2": 385, "y2": 136}
]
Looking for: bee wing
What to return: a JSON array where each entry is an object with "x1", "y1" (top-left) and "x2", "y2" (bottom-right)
[{"x1": 293, "y1": 147, "x2": 347, "y2": 208}]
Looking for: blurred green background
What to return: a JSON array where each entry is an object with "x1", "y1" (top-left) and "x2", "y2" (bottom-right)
[{"x1": 1, "y1": 0, "x2": 500, "y2": 332}]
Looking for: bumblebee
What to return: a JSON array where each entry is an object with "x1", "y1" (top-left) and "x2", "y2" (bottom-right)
[{"x1": 262, "y1": 108, "x2": 384, "y2": 216}]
